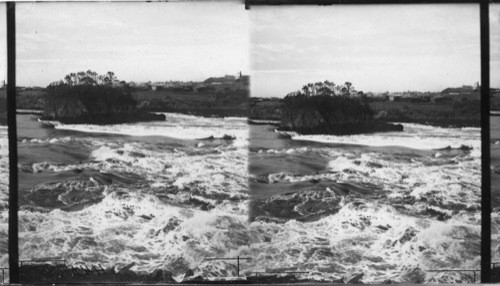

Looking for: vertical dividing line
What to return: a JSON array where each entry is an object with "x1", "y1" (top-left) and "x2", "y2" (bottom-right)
[
  {"x1": 480, "y1": 0, "x2": 491, "y2": 283},
  {"x1": 6, "y1": 2, "x2": 19, "y2": 284}
]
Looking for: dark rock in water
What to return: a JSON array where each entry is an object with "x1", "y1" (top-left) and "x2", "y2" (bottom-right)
[
  {"x1": 150, "y1": 269, "x2": 176, "y2": 283},
  {"x1": 345, "y1": 272, "x2": 364, "y2": 284},
  {"x1": 106, "y1": 264, "x2": 116, "y2": 274},
  {"x1": 402, "y1": 267, "x2": 426, "y2": 284},
  {"x1": 117, "y1": 262, "x2": 136, "y2": 274},
  {"x1": 201, "y1": 135, "x2": 216, "y2": 140},
  {"x1": 376, "y1": 225, "x2": 391, "y2": 231},
  {"x1": 25, "y1": 186, "x2": 67, "y2": 209},
  {"x1": 182, "y1": 274, "x2": 205, "y2": 283},
  {"x1": 418, "y1": 245, "x2": 426, "y2": 252},
  {"x1": 162, "y1": 216, "x2": 181, "y2": 233},
  {"x1": 366, "y1": 161, "x2": 384, "y2": 168},
  {"x1": 254, "y1": 216, "x2": 288, "y2": 224},
  {"x1": 117, "y1": 269, "x2": 139, "y2": 282},
  {"x1": 140, "y1": 214, "x2": 155, "y2": 221},
  {"x1": 438, "y1": 144, "x2": 472, "y2": 152},
  {"x1": 459, "y1": 144, "x2": 473, "y2": 151},
  {"x1": 383, "y1": 279, "x2": 393, "y2": 284},
  {"x1": 331, "y1": 277, "x2": 345, "y2": 283},
  {"x1": 20, "y1": 262, "x2": 180, "y2": 283},
  {"x1": 399, "y1": 227, "x2": 418, "y2": 244},
  {"x1": 222, "y1": 134, "x2": 236, "y2": 141},
  {"x1": 43, "y1": 84, "x2": 166, "y2": 124},
  {"x1": 187, "y1": 196, "x2": 214, "y2": 211},
  {"x1": 129, "y1": 151, "x2": 146, "y2": 158},
  {"x1": 279, "y1": 93, "x2": 403, "y2": 135},
  {"x1": 19, "y1": 164, "x2": 34, "y2": 173},
  {"x1": 183, "y1": 268, "x2": 195, "y2": 279},
  {"x1": 424, "y1": 207, "x2": 450, "y2": 221}
]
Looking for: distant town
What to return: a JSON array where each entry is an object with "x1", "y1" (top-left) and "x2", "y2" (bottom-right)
[
  {"x1": 8, "y1": 71, "x2": 250, "y2": 94},
  {"x1": 249, "y1": 81, "x2": 500, "y2": 128},
  {"x1": 261, "y1": 81, "x2": 490, "y2": 103},
  {"x1": 0, "y1": 71, "x2": 251, "y2": 120}
]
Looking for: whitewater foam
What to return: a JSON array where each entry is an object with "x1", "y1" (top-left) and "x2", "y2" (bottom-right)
[
  {"x1": 45, "y1": 113, "x2": 248, "y2": 143},
  {"x1": 286, "y1": 123, "x2": 480, "y2": 151}
]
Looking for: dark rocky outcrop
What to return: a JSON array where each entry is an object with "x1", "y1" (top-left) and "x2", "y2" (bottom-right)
[
  {"x1": 42, "y1": 84, "x2": 165, "y2": 124},
  {"x1": 246, "y1": 274, "x2": 298, "y2": 284},
  {"x1": 345, "y1": 272, "x2": 364, "y2": 284},
  {"x1": 401, "y1": 267, "x2": 426, "y2": 284},
  {"x1": 279, "y1": 93, "x2": 402, "y2": 135},
  {"x1": 18, "y1": 263, "x2": 176, "y2": 283}
]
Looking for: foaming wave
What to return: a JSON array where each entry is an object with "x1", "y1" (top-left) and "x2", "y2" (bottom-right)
[
  {"x1": 0, "y1": 127, "x2": 8, "y2": 270},
  {"x1": 18, "y1": 190, "x2": 251, "y2": 281},
  {"x1": 286, "y1": 123, "x2": 480, "y2": 151},
  {"x1": 244, "y1": 201, "x2": 479, "y2": 283},
  {"x1": 249, "y1": 130, "x2": 480, "y2": 283},
  {"x1": 45, "y1": 113, "x2": 248, "y2": 143}
]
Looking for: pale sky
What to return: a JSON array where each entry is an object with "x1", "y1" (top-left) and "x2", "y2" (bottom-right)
[
  {"x1": 15, "y1": 1, "x2": 249, "y2": 87},
  {"x1": 492, "y1": 4, "x2": 500, "y2": 89},
  {"x1": 251, "y1": 5, "x2": 482, "y2": 97},
  {"x1": 0, "y1": 4, "x2": 5, "y2": 84},
  {"x1": 0, "y1": 4, "x2": 498, "y2": 91}
]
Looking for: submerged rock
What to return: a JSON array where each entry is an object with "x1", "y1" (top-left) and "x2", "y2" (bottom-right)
[
  {"x1": 399, "y1": 227, "x2": 418, "y2": 244},
  {"x1": 163, "y1": 216, "x2": 181, "y2": 233},
  {"x1": 183, "y1": 268, "x2": 194, "y2": 279},
  {"x1": 345, "y1": 272, "x2": 364, "y2": 284},
  {"x1": 117, "y1": 262, "x2": 136, "y2": 274},
  {"x1": 150, "y1": 269, "x2": 176, "y2": 283},
  {"x1": 401, "y1": 267, "x2": 426, "y2": 284}
]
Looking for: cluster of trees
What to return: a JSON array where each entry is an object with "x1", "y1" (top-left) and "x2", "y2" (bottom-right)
[
  {"x1": 283, "y1": 87, "x2": 373, "y2": 124},
  {"x1": 291, "y1": 81, "x2": 357, "y2": 97},
  {"x1": 49, "y1": 70, "x2": 126, "y2": 87}
]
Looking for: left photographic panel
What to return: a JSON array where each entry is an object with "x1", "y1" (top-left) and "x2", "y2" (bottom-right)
[
  {"x1": 16, "y1": 2, "x2": 249, "y2": 283},
  {"x1": 0, "y1": 3, "x2": 7, "y2": 284}
]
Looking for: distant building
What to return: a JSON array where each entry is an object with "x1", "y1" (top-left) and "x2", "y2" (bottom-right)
[
  {"x1": 203, "y1": 72, "x2": 249, "y2": 91},
  {"x1": 389, "y1": 95, "x2": 401, "y2": 101},
  {"x1": 204, "y1": 75, "x2": 236, "y2": 85},
  {"x1": 442, "y1": 85, "x2": 477, "y2": 95}
]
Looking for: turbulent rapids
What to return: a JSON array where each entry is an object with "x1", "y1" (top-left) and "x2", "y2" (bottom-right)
[
  {"x1": 1, "y1": 114, "x2": 250, "y2": 281},
  {"x1": 0, "y1": 113, "x2": 482, "y2": 283},
  {"x1": 249, "y1": 123, "x2": 481, "y2": 283}
]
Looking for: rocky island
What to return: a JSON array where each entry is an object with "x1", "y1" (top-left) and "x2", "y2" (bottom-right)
[
  {"x1": 278, "y1": 81, "x2": 403, "y2": 135},
  {"x1": 42, "y1": 71, "x2": 165, "y2": 124}
]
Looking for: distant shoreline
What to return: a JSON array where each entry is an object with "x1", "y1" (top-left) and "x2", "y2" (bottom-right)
[{"x1": 16, "y1": 109, "x2": 44, "y2": 115}]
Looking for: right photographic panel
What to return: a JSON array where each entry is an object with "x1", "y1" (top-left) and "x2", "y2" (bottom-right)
[
  {"x1": 249, "y1": 5, "x2": 481, "y2": 283},
  {"x1": 491, "y1": 1, "x2": 500, "y2": 279}
]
